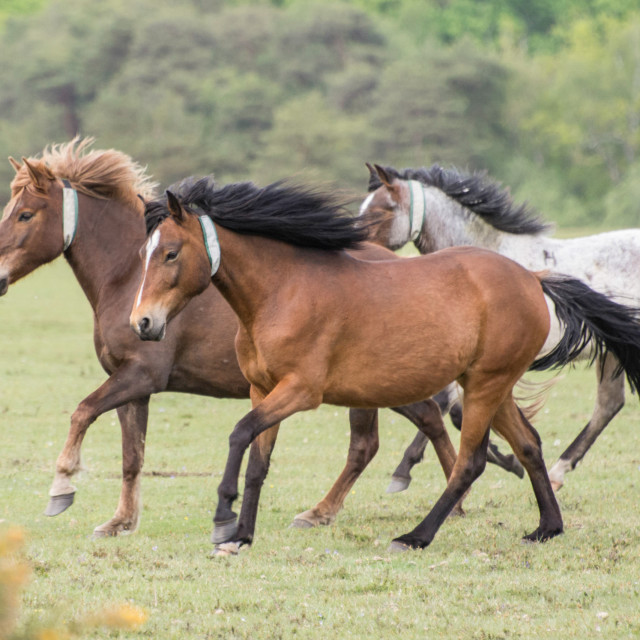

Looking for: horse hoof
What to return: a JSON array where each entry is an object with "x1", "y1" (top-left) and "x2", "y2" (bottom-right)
[
  {"x1": 388, "y1": 540, "x2": 413, "y2": 553},
  {"x1": 213, "y1": 541, "x2": 242, "y2": 557},
  {"x1": 211, "y1": 518, "x2": 238, "y2": 544},
  {"x1": 510, "y1": 460, "x2": 525, "y2": 479},
  {"x1": 290, "y1": 517, "x2": 314, "y2": 529},
  {"x1": 92, "y1": 522, "x2": 135, "y2": 538},
  {"x1": 522, "y1": 527, "x2": 563, "y2": 543},
  {"x1": 550, "y1": 479, "x2": 563, "y2": 492},
  {"x1": 44, "y1": 492, "x2": 75, "y2": 517},
  {"x1": 386, "y1": 476, "x2": 410, "y2": 494}
]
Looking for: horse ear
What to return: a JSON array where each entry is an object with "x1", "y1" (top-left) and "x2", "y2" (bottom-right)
[
  {"x1": 22, "y1": 157, "x2": 48, "y2": 191},
  {"x1": 373, "y1": 164, "x2": 394, "y2": 189},
  {"x1": 8, "y1": 157, "x2": 21, "y2": 173},
  {"x1": 365, "y1": 162, "x2": 377, "y2": 180},
  {"x1": 165, "y1": 190, "x2": 185, "y2": 221}
]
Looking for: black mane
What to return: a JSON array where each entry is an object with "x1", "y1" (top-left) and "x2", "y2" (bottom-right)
[
  {"x1": 368, "y1": 165, "x2": 551, "y2": 236},
  {"x1": 145, "y1": 176, "x2": 368, "y2": 250}
]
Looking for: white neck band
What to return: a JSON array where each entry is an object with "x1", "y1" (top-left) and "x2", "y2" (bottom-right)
[{"x1": 198, "y1": 215, "x2": 221, "y2": 276}]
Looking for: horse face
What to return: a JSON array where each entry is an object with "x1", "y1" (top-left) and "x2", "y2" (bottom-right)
[
  {"x1": 359, "y1": 182, "x2": 412, "y2": 252},
  {"x1": 130, "y1": 213, "x2": 211, "y2": 341},
  {"x1": 0, "y1": 166, "x2": 64, "y2": 296}
]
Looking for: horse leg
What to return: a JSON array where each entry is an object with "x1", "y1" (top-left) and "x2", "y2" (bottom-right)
[
  {"x1": 387, "y1": 387, "x2": 453, "y2": 493},
  {"x1": 548, "y1": 353, "x2": 624, "y2": 491},
  {"x1": 390, "y1": 392, "x2": 496, "y2": 551},
  {"x1": 450, "y1": 400, "x2": 524, "y2": 479},
  {"x1": 490, "y1": 398, "x2": 563, "y2": 541},
  {"x1": 93, "y1": 398, "x2": 150, "y2": 537},
  {"x1": 45, "y1": 361, "x2": 163, "y2": 518},
  {"x1": 213, "y1": 422, "x2": 281, "y2": 545},
  {"x1": 213, "y1": 379, "x2": 318, "y2": 553},
  {"x1": 292, "y1": 408, "x2": 380, "y2": 528}
]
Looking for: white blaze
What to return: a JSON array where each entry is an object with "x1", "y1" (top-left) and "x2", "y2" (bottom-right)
[{"x1": 135, "y1": 229, "x2": 160, "y2": 309}]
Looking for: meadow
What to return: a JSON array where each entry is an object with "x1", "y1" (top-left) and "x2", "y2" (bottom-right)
[{"x1": 1, "y1": 259, "x2": 639, "y2": 639}]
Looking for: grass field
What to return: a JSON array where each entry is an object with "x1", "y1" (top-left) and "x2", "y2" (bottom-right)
[{"x1": 1, "y1": 259, "x2": 639, "y2": 639}]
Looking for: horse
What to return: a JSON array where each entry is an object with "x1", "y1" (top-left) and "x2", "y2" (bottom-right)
[
  {"x1": 360, "y1": 162, "x2": 640, "y2": 491},
  {"x1": 130, "y1": 177, "x2": 640, "y2": 553},
  {"x1": 0, "y1": 139, "x2": 460, "y2": 537}
]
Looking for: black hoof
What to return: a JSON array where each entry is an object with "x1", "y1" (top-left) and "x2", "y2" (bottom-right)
[
  {"x1": 522, "y1": 526, "x2": 563, "y2": 543},
  {"x1": 44, "y1": 492, "x2": 75, "y2": 517},
  {"x1": 509, "y1": 457, "x2": 525, "y2": 479},
  {"x1": 211, "y1": 518, "x2": 238, "y2": 544},
  {"x1": 386, "y1": 476, "x2": 411, "y2": 494}
]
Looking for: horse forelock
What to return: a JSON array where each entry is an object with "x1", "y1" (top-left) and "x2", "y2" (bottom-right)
[
  {"x1": 15, "y1": 137, "x2": 158, "y2": 213},
  {"x1": 367, "y1": 164, "x2": 551, "y2": 237}
]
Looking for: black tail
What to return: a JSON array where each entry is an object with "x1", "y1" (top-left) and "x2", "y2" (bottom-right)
[{"x1": 531, "y1": 275, "x2": 640, "y2": 394}]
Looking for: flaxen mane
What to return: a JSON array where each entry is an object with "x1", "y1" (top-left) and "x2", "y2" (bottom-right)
[
  {"x1": 11, "y1": 137, "x2": 157, "y2": 211},
  {"x1": 368, "y1": 164, "x2": 551, "y2": 236}
]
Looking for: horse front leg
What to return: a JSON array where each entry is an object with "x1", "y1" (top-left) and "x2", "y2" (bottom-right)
[
  {"x1": 292, "y1": 408, "x2": 380, "y2": 528},
  {"x1": 45, "y1": 362, "x2": 163, "y2": 521},
  {"x1": 548, "y1": 353, "x2": 624, "y2": 491},
  {"x1": 93, "y1": 397, "x2": 150, "y2": 537},
  {"x1": 213, "y1": 378, "x2": 318, "y2": 555}
]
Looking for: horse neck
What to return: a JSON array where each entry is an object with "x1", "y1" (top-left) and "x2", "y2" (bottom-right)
[
  {"x1": 212, "y1": 226, "x2": 298, "y2": 328},
  {"x1": 418, "y1": 186, "x2": 515, "y2": 254},
  {"x1": 65, "y1": 195, "x2": 145, "y2": 312}
]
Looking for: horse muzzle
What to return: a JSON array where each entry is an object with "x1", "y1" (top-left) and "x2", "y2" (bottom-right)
[
  {"x1": 0, "y1": 275, "x2": 9, "y2": 297},
  {"x1": 130, "y1": 314, "x2": 166, "y2": 341}
]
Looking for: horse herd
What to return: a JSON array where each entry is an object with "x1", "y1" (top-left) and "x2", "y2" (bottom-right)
[{"x1": 2, "y1": 138, "x2": 640, "y2": 556}]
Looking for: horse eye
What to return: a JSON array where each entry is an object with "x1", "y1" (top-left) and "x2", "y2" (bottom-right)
[
  {"x1": 18, "y1": 211, "x2": 34, "y2": 222},
  {"x1": 165, "y1": 250, "x2": 179, "y2": 262}
]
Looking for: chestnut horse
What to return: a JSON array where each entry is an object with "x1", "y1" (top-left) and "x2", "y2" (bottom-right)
[
  {"x1": 131, "y1": 178, "x2": 640, "y2": 553},
  {"x1": 0, "y1": 139, "x2": 459, "y2": 536},
  {"x1": 360, "y1": 162, "x2": 640, "y2": 492}
]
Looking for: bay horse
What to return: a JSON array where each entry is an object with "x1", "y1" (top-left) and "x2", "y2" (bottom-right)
[
  {"x1": 0, "y1": 139, "x2": 460, "y2": 537},
  {"x1": 130, "y1": 178, "x2": 640, "y2": 553},
  {"x1": 360, "y1": 163, "x2": 640, "y2": 491}
]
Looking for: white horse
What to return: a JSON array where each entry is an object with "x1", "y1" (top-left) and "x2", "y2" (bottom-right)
[{"x1": 361, "y1": 163, "x2": 640, "y2": 491}]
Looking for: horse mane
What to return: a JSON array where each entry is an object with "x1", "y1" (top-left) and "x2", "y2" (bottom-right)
[
  {"x1": 368, "y1": 164, "x2": 551, "y2": 236},
  {"x1": 12, "y1": 137, "x2": 158, "y2": 211},
  {"x1": 146, "y1": 176, "x2": 368, "y2": 251}
]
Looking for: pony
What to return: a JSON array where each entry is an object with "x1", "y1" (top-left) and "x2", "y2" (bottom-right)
[
  {"x1": 360, "y1": 163, "x2": 640, "y2": 491},
  {"x1": 130, "y1": 176, "x2": 640, "y2": 553},
  {"x1": 0, "y1": 139, "x2": 459, "y2": 536}
]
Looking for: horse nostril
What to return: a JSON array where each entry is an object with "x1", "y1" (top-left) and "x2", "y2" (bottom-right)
[
  {"x1": 0, "y1": 277, "x2": 8, "y2": 296},
  {"x1": 138, "y1": 317, "x2": 151, "y2": 334}
]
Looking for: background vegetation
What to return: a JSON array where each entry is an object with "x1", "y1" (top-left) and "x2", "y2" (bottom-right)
[
  {"x1": 0, "y1": 0, "x2": 639, "y2": 227},
  {"x1": 1, "y1": 253, "x2": 639, "y2": 639}
]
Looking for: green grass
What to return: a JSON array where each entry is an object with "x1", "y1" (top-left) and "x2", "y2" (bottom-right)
[{"x1": 1, "y1": 260, "x2": 640, "y2": 639}]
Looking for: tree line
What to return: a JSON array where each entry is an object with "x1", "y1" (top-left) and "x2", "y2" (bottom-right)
[{"x1": 0, "y1": 0, "x2": 638, "y2": 227}]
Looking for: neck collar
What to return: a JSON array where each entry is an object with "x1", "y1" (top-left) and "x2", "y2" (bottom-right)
[
  {"x1": 407, "y1": 180, "x2": 426, "y2": 242},
  {"x1": 61, "y1": 179, "x2": 78, "y2": 251},
  {"x1": 198, "y1": 215, "x2": 221, "y2": 276}
]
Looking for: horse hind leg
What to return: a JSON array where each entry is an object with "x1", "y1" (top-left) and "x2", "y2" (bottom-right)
[
  {"x1": 491, "y1": 397, "x2": 563, "y2": 542},
  {"x1": 293, "y1": 408, "x2": 380, "y2": 528},
  {"x1": 548, "y1": 353, "x2": 624, "y2": 491},
  {"x1": 387, "y1": 387, "x2": 454, "y2": 493},
  {"x1": 93, "y1": 398, "x2": 150, "y2": 537},
  {"x1": 390, "y1": 394, "x2": 496, "y2": 551}
]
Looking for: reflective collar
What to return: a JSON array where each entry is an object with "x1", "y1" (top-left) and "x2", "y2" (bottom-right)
[
  {"x1": 407, "y1": 180, "x2": 426, "y2": 242},
  {"x1": 61, "y1": 179, "x2": 78, "y2": 251},
  {"x1": 198, "y1": 215, "x2": 221, "y2": 276}
]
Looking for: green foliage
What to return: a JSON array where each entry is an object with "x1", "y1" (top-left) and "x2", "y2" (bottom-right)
[{"x1": 0, "y1": 0, "x2": 638, "y2": 228}]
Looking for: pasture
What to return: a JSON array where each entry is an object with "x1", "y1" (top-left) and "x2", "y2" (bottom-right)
[{"x1": 1, "y1": 259, "x2": 639, "y2": 639}]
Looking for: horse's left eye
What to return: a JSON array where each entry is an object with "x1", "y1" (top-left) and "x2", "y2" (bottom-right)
[
  {"x1": 18, "y1": 211, "x2": 34, "y2": 222},
  {"x1": 165, "y1": 250, "x2": 179, "y2": 262}
]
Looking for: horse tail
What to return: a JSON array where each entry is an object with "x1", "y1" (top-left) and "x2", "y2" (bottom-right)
[{"x1": 530, "y1": 274, "x2": 640, "y2": 394}]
